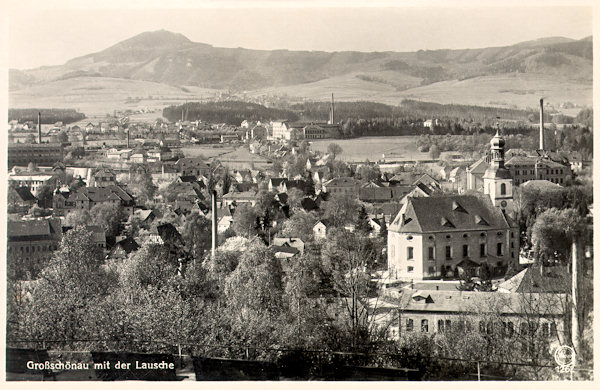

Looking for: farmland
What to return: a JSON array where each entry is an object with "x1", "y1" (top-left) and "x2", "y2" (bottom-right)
[
  {"x1": 181, "y1": 144, "x2": 271, "y2": 170},
  {"x1": 309, "y1": 136, "x2": 430, "y2": 162}
]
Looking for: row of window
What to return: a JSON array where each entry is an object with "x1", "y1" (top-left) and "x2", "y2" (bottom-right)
[
  {"x1": 404, "y1": 318, "x2": 557, "y2": 337},
  {"x1": 9, "y1": 243, "x2": 58, "y2": 253},
  {"x1": 405, "y1": 242, "x2": 505, "y2": 261}
]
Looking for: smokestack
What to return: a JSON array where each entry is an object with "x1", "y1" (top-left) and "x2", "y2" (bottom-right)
[
  {"x1": 539, "y1": 98, "x2": 545, "y2": 151},
  {"x1": 127, "y1": 128, "x2": 130, "y2": 148},
  {"x1": 330, "y1": 93, "x2": 335, "y2": 124},
  {"x1": 37, "y1": 112, "x2": 42, "y2": 144},
  {"x1": 211, "y1": 190, "x2": 218, "y2": 258}
]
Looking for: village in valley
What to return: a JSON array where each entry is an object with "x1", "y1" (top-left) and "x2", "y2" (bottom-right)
[
  {"x1": 4, "y1": 7, "x2": 594, "y2": 380},
  {"x1": 6, "y1": 92, "x2": 593, "y2": 380}
]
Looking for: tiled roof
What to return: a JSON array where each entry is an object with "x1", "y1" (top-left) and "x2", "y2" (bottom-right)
[
  {"x1": 324, "y1": 177, "x2": 359, "y2": 187},
  {"x1": 70, "y1": 185, "x2": 133, "y2": 203},
  {"x1": 390, "y1": 195, "x2": 514, "y2": 233},
  {"x1": 13, "y1": 187, "x2": 36, "y2": 202},
  {"x1": 376, "y1": 290, "x2": 566, "y2": 316},
  {"x1": 8, "y1": 219, "x2": 61, "y2": 241},
  {"x1": 468, "y1": 157, "x2": 489, "y2": 174},
  {"x1": 497, "y1": 265, "x2": 569, "y2": 293}
]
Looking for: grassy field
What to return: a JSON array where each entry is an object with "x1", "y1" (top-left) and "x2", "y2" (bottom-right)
[
  {"x1": 9, "y1": 76, "x2": 219, "y2": 117},
  {"x1": 309, "y1": 136, "x2": 430, "y2": 162},
  {"x1": 181, "y1": 144, "x2": 271, "y2": 169},
  {"x1": 251, "y1": 72, "x2": 592, "y2": 111}
]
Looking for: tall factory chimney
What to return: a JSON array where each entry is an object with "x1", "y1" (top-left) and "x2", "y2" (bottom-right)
[
  {"x1": 37, "y1": 112, "x2": 42, "y2": 144},
  {"x1": 126, "y1": 128, "x2": 130, "y2": 148},
  {"x1": 329, "y1": 93, "x2": 335, "y2": 124},
  {"x1": 211, "y1": 190, "x2": 218, "y2": 258},
  {"x1": 539, "y1": 98, "x2": 545, "y2": 151}
]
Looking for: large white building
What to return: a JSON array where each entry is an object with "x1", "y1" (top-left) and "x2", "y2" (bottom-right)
[{"x1": 388, "y1": 131, "x2": 519, "y2": 281}]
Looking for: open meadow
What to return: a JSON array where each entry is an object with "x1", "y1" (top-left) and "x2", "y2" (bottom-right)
[{"x1": 309, "y1": 136, "x2": 430, "y2": 162}]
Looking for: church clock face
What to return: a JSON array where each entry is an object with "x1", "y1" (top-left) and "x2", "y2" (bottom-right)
[{"x1": 501, "y1": 200, "x2": 507, "y2": 208}]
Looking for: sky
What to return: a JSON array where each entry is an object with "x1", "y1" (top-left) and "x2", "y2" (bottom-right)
[{"x1": 3, "y1": 1, "x2": 595, "y2": 70}]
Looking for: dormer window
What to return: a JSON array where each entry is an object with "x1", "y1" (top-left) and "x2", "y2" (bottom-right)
[
  {"x1": 452, "y1": 201, "x2": 467, "y2": 213},
  {"x1": 475, "y1": 215, "x2": 488, "y2": 226},
  {"x1": 441, "y1": 217, "x2": 455, "y2": 228}
]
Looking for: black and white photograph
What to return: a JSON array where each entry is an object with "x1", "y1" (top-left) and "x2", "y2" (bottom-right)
[{"x1": 2, "y1": 0, "x2": 596, "y2": 382}]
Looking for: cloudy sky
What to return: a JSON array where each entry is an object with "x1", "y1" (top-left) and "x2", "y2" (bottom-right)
[{"x1": 4, "y1": 0, "x2": 595, "y2": 70}]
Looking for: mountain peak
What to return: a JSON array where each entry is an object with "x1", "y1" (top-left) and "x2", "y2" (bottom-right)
[{"x1": 112, "y1": 30, "x2": 192, "y2": 49}]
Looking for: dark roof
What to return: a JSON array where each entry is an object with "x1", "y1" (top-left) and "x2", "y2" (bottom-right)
[
  {"x1": 8, "y1": 219, "x2": 62, "y2": 241},
  {"x1": 359, "y1": 186, "x2": 412, "y2": 202},
  {"x1": 390, "y1": 195, "x2": 515, "y2": 233},
  {"x1": 156, "y1": 223, "x2": 183, "y2": 246},
  {"x1": 12, "y1": 187, "x2": 36, "y2": 202},
  {"x1": 70, "y1": 185, "x2": 133, "y2": 204},
  {"x1": 301, "y1": 197, "x2": 318, "y2": 211},
  {"x1": 269, "y1": 178, "x2": 287, "y2": 187},
  {"x1": 271, "y1": 245, "x2": 300, "y2": 255},
  {"x1": 115, "y1": 237, "x2": 140, "y2": 254}
]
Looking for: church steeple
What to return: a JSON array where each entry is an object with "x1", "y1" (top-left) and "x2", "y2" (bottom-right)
[{"x1": 483, "y1": 124, "x2": 513, "y2": 212}]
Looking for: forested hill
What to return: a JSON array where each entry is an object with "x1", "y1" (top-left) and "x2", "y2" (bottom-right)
[
  {"x1": 292, "y1": 100, "x2": 538, "y2": 123},
  {"x1": 163, "y1": 101, "x2": 299, "y2": 125}
]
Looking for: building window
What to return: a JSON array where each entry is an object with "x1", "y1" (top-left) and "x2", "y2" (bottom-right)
[
  {"x1": 497, "y1": 243, "x2": 503, "y2": 256},
  {"x1": 480, "y1": 243, "x2": 486, "y2": 257},
  {"x1": 407, "y1": 266, "x2": 414, "y2": 273},
  {"x1": 428, "y1": 266, "x2": 434, "y2": 274},
  {"x1": 500, "y1": 183, "x2": 506, "y2": 195},
  {"x1": 438, "y1": 319, "x2": 445, "y2": 333},
  {"x1": 406, "y1": 319, "x2": 414, "y2": 332},
  {"x1": 421, "y1": 319, "x2": 429, "y2": 333},
  {"x1": 445, "y1": 246, "x2": 452, "y2": 260},
  {"x1": 407, "y1": 247, "x2": 414, "y2": 260},
  {"x1": 541, "y1": 323, "x2": 549, "y2": 338},
  {"x1": 479, "y1": 321, "x2": 486, "y2": 334},
  {"x1": 462, "y1": 244, "x2": 468, "y2": 258},
  {"x1": 428, "y1": 247, "x2": 434, "y2": 260},
  {"x1": 445, "y1": 320, "x2": 451, "y2": 331}
]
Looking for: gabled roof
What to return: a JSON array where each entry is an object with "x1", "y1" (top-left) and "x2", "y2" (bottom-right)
[
  {"x1": 390, "y1": 195, "x2": 514, "y2": 233},
  {"x1": 324, "y1": 177, "x2": 359, "y2": 187},
  {"x1": 498, "y1": 265, "x2": 570, "y2": 294},
  {"x1": 12, "y1": 187, "x2": 36, "y2": 202},
  {"x1": 468, "y1": 157, "x2": 489, "y2": 174},
  {"x1": 115, "y1": 237, "x2": 140, "y2": 254}
]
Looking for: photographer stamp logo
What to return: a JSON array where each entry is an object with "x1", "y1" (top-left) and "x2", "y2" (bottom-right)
[{"x1": 553, "y1": 345, "x2": 575, "y2": 374}]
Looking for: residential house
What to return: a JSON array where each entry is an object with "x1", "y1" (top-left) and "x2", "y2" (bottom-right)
[
  {"x1": 323, "y1": 177, "x2": 361, "y2": 198},
  {"x1": 68, "y1": 185, "x2": 135, "y2": 214},
  {"x1": 8, "y1": 187, "x2": 37, "y2": 213},
  {"x1": 176, "y1": 158, "x2": 211, "y2": 178},
  {"x1": 92, "y1": 168, "x2": 117, "y2": 188},
  {"x1": 272, "y1": 237, "x2": 305, "y2": 256},
  {"x1": 109, "y1": 237, "x2": 140, "y2": 260},
  {"x1": 8, "y1": 171, "x2": 58, "y2": 197},
  {"x1": 221, "y1": 191, "x2": 258, "y2": 207},
  {"x1": 217, "y1": 206, "x2": 234, "y2": 233},
  {"x1": 313, "y1": 220, "x2": 330, "y2": 241}
]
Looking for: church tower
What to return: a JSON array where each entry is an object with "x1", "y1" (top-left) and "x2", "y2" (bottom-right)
[{"x1": 483, "y1": 129, "x2": 513, "y2": 213}]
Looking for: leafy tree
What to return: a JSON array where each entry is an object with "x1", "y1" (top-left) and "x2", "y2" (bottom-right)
[
  {"x1": 278, "y1": 210, "x2": 319, "y2": 242},
  {"x1": 322, "y1": 229, "x2": 377, "y2": 347},
  {"x1": 356, "y1": 163, "x2": 381, "y2": 182},
  {"x1": 57, "y1": 131, "x2": 68, "y2": 143},
  {"x1": 16, "y1": 226, "x2": 116, "y2": 344},
  {"x1": 321, "y1": 194, "x2": 360, "y2": 228},
  {"x1": 129, "y1": 168, "x2": 157, "y2": 204},
  {"x1": 355, "y1": 206, "x2": 372, "y2": 233},
  {"x1": 181, "y1": 213, "x2": 211, "y2": 262},
  {"x1": 36, "y1": 184, "x2": 54, "y2": 208},
  {"x1": 327, "y1": 143, "x2": 343, "y2": 158},
  {"x1": 90, "y1": 203, "x2": 125, "y2": 237},
  {"x1": 65, "y1": 209, "x2": 92, "y2": 227},
  {"x1": 232, "y1": 203, "x2": 260, "y2": 237}
]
